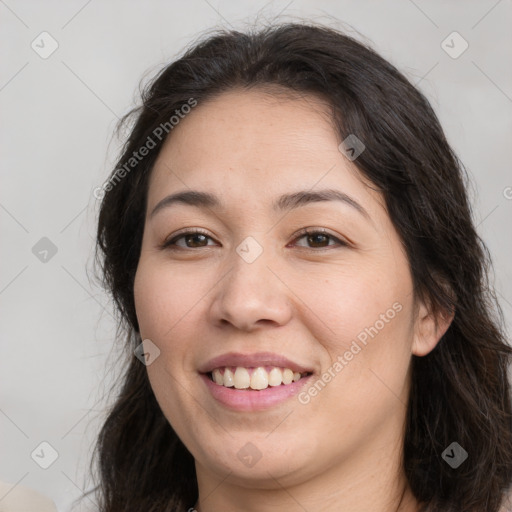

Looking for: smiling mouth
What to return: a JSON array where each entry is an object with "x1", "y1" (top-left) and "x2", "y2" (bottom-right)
[{"x1": 206, "y1": 366, "x2": 313, "y2": 391}]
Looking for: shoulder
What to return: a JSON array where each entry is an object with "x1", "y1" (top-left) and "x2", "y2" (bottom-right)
[
  {"x1": 0, "y1": 481, "x2": 58, "y2": 512},
  {"x1": 499, "y1": 487, "x2": 512, "y2": 512}
]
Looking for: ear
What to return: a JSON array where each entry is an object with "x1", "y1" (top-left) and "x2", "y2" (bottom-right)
[{"x1": 411, "y1": 296, "x2": 454, "y2": 357}]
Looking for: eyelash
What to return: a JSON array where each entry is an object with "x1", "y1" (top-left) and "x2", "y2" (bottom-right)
[{"x1": 160, "y1": 227, "x2": 348, "y2": 251}]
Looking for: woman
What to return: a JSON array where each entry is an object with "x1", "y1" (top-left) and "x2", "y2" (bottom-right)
[{"x1": 90, "y1": 22, "x2": 512, "y2": 511}]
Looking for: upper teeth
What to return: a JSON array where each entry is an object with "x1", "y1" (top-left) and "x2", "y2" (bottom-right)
[{"x1": 211, "y1": 367, "x2": 306, "y2": 390}]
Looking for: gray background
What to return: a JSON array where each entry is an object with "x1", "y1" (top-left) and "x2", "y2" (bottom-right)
[{"x1": 1, "y1": 0, "x2": 511, "y2": 510}]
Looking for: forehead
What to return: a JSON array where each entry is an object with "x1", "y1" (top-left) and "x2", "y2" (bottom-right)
[{"x1": 147, "y1": 88, "x2": 382, "y2": 214}]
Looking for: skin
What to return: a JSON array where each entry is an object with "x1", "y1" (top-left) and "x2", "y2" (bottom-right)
[{"x1": 133, "y1": 88, "x2": 452, "y2": 512}]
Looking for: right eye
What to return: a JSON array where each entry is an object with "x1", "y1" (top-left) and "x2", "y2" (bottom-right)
[{"x1": 161, "y1": 229, "x2": 217, "y2": 250}]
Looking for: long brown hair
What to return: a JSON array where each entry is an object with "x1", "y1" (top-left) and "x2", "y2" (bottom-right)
[{"x1": 90, "y1": 22, "x2": 512, "y2": 511}]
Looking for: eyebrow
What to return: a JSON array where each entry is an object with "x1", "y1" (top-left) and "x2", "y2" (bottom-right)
[{"x1": 149, "y1": 188, "x2": 370, "y2": 220}]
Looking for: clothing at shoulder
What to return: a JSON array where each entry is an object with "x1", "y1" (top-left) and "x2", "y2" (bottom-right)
[
  {"x1": 499, "y1": 488, "x2": 512, "y2": 512},
  {"x1": 0, "y1": 481, "x2": 58, "y2": 512}
]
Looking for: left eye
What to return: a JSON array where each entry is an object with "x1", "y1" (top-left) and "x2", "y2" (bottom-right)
[{"x1": 292, "y1": 229, "x2": 346, "y2": 249}]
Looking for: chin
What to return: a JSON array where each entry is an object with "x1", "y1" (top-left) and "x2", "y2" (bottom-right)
[{"x1": 196, "y1": 436, "x2": 318, "y2": 487}]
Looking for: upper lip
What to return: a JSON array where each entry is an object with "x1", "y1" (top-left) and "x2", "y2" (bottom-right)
[{"x1": 198, "y1": 351, "x2": 314, "y2": 374}]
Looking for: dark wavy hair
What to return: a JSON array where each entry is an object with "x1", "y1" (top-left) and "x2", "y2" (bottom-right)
[{"x1": 89, "y1": 22, "x2": 512, "y2": 512}]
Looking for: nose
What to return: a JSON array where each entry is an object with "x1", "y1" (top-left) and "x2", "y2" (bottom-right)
[{"x1": 208, "y1": 240, "x2": 293, "y2": 332}]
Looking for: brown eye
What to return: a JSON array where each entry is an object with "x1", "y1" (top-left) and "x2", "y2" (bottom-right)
[
  {"x1": 292, "y1": 229, "x2": 347, "y2": 250},
  {"x1": 306, "y1": 233, "x2": 330, "y2": 248},
  {"x1": 162, "y1": 230, "x2": 215, "y2": 250},
  {"x1": 182, "y1": 233, "x2": 209, "y2": 248}
]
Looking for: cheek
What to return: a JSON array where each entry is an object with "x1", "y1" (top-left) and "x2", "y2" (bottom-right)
[
  {"x1": 133, "y1": 261, "x2": 202, "y2": 434},
  {"x1": 302, "y1": 262, "x2": 409, "y2": 354},
  {"x1": 301, "y1": 260, "x2": 414, "y2": 411},
  {"x1": 133, "y1": 257, "x2": 212, "y2": 389},
  {"x1": 133, "y1": 258, "x2": 201, "y2": 340}
]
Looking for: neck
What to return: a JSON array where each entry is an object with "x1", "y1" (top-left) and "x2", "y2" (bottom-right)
[
  {"x1": 193, "y1": 479, "x2": 418, "y2": 512},
  {"x1": 193, "y1": 434, "x2": 419, "y2": 512}
]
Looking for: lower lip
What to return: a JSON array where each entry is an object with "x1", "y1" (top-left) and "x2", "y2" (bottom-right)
[{"x1": 200, "y1": 373, "x2": 313, "y2": 411}]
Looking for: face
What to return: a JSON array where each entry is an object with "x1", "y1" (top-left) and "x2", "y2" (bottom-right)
[{"x1": 133, "y1": 88, "x2": 437, "y2": 490}]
